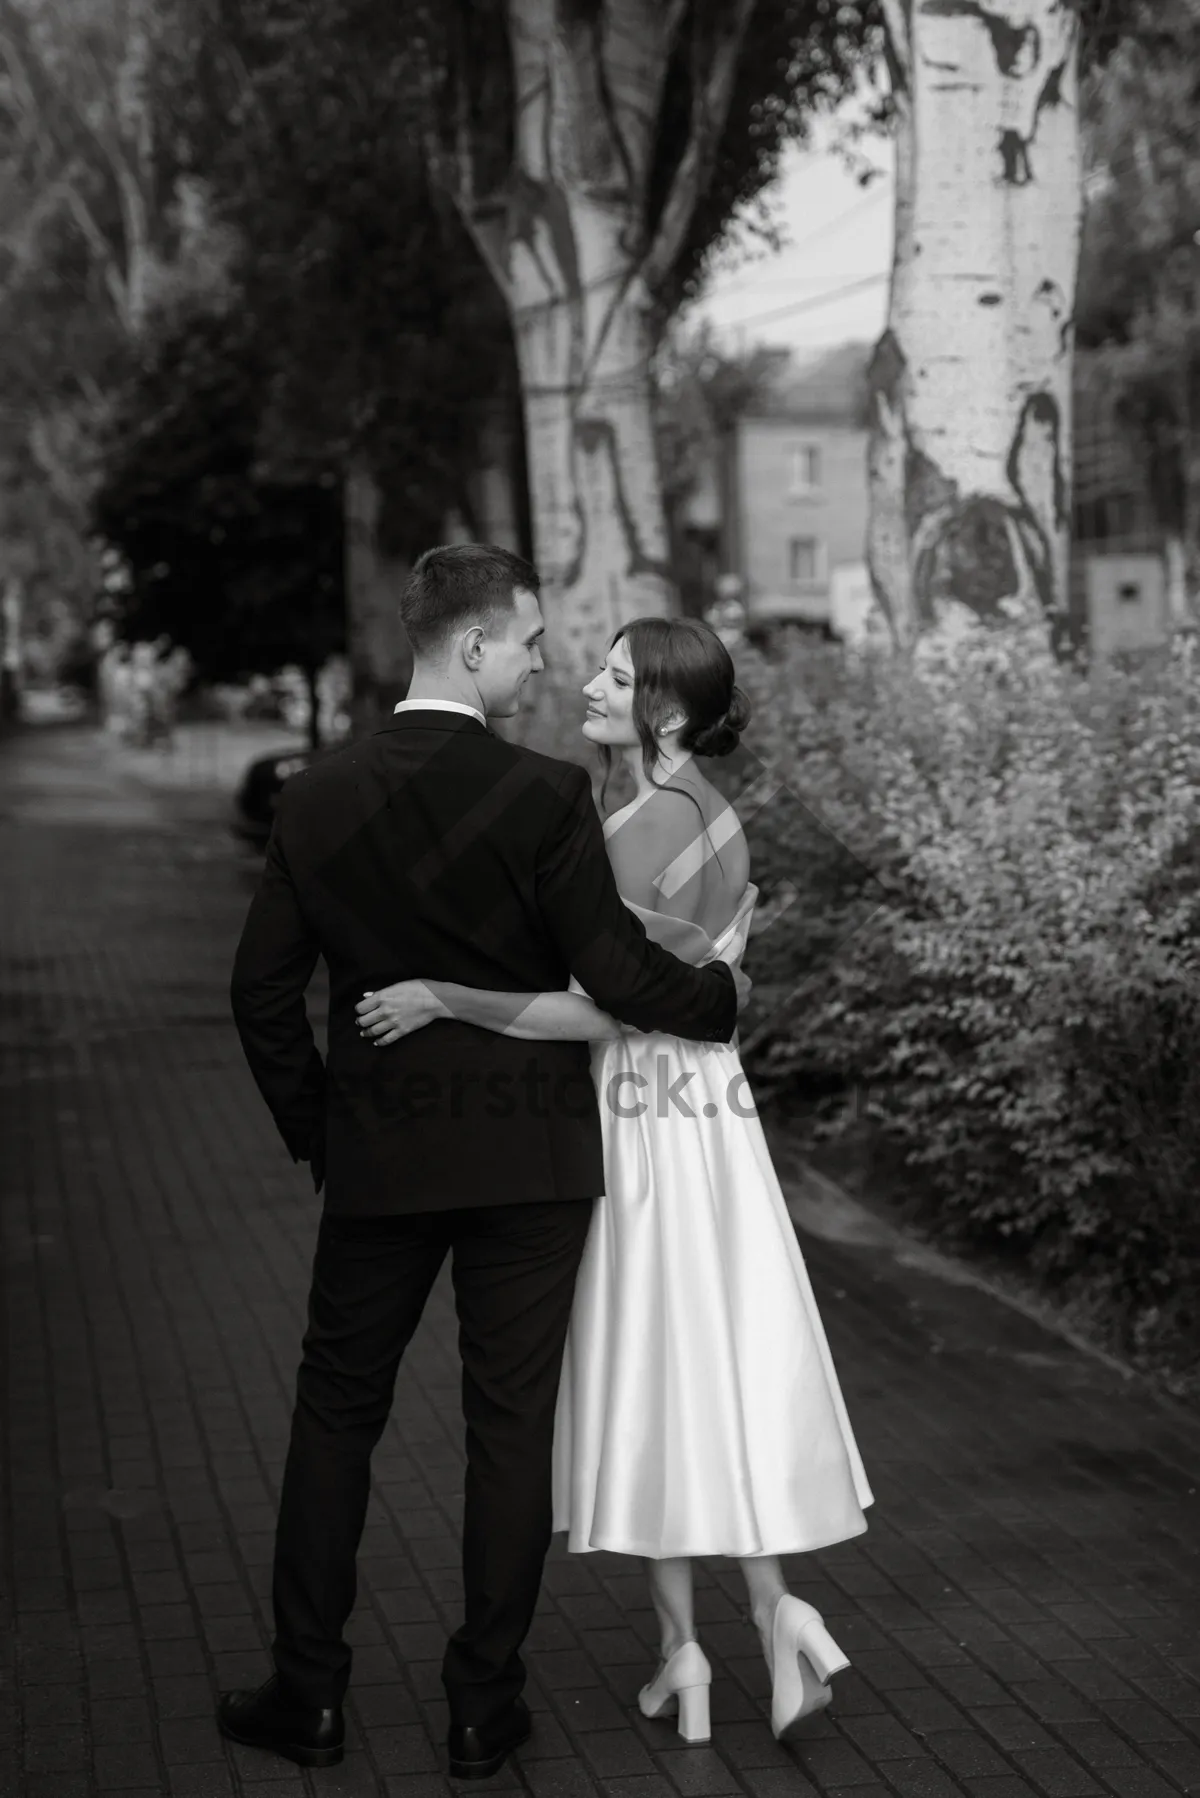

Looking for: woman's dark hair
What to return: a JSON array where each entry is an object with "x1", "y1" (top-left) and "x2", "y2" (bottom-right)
[{"x1": 597, "y1": 615, "x2": 751, "y2": 811}]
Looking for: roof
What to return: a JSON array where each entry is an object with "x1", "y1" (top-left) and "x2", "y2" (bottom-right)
[{"x1": 745, "y1": 341, "x2": 874, "y2": 425}]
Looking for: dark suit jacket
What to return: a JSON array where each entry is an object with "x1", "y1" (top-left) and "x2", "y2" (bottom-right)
[{"x1": 230, "y1": 708, "x2": 738, "y2": 1213}]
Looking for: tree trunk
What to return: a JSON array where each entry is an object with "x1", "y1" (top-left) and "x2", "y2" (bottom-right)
[
  {"x1": 1165, "y1": 534, "x2": 1189, "y2": 630},
  {"x1": 0, "y1": 577, "x2": 22, "y2": 725},
  {"x1": 1184, "y1": 374, "x2": 1200, "y2": 612},
  {"x1": 470, "y1": 403, "x2": 523, "y2": 552},
  {"x1": 513, "y1": 256, "x2": 673, "y2": 672},
  {"x1": 344, "y1": 457, "x2": 412, "y2": 736},
  {"x1": 304, "y1": 661, "x2": 322, "y2": 751},
  {"x1": 438, "y1": 0, "x2": 756, "y2": 676},
  {"x1": 868, "y1": 0, "x2": 1081, "y2": 645}
]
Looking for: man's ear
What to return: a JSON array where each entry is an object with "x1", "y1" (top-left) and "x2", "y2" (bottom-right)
[{"x1": 460, "y1": 624, "x2": 486, "y2": 670}]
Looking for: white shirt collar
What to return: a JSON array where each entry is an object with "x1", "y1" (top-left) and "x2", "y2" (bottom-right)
[{"x1": 393, "y1": 698, "x2": 486, "y2": 726}]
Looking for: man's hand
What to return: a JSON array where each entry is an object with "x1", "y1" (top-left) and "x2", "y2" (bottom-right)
[{"x1": 355, "y1": 980, "x2": 447, "y2": 1046}]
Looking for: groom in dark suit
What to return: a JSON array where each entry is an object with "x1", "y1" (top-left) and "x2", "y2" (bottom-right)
[{"x1": 222, "y1": 544, "x2": 738, "y2": 1778}]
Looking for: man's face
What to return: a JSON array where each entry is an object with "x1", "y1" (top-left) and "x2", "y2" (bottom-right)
[{"x1": 473, "y1": 585, "x2": 545, "y2": 717}]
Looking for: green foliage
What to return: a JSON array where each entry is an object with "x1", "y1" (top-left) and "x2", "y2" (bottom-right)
[
  {"x1": 1077, "y1": 0, "x2": 1194, "y2": 72},
  {"x1": 420, "y1": 0, "x2": 881, "y2": 320},
  {"x1": 654, "y1": 0, "x2": 885, "y2": 314},
  {"x1": 84, "y1": 0, "x2": 523, "y2": 677},
  {"x1": 726, "y1": 623, "x2": 1200, "y2": 1381},
  {"x1": 92, "y1": 307, "x2": 345, "y2": 681},
  {"x1": 1075, "y1": 0, "x2": 1200, "y2": 548},
  {"x1": 167, "y1": 0, "x2": 517, "y2": 551}
]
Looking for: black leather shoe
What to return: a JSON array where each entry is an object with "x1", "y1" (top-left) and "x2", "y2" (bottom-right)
[
  {"x1": 217, "y1": 1674, "x2": 344, "y2": 1768},
  {"x1": 447, "y1": 1696, "x2": 532, "y2": 1780}
]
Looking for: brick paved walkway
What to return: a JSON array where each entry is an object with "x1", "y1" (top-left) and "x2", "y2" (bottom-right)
[{"x1": 2, "y1": 722, "x2": 1199, "y2": 1798}]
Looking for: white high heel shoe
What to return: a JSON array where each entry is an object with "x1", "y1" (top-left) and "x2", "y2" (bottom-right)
[
  {"x1": 638, "y1": 1640, "x2": 712, "y2": 1743},
  {"x1": 769, "y1": 1596, "x2": 850, "y2": 1742}
]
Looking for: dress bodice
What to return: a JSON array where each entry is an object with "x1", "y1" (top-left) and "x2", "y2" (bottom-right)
[
  {"x1": 600, "y1": 784, "x2": 755, "y2": 971},
  {"x1": 621, "y1": 885, "x2": 758, "y2": 973}
]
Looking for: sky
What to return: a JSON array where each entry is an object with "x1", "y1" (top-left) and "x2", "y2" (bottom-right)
[{"x1": 688, "y1": 108, "x2": 895, "y2": 362}]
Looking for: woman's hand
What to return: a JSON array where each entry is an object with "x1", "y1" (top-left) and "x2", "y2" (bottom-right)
[{"x1": 355, "y1": 981, "x2": 447, "y2": 1046}]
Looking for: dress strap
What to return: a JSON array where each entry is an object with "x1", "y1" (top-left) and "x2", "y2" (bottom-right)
[{"x1": 653, "y1": 803, "x2": 743, "y2": 904}]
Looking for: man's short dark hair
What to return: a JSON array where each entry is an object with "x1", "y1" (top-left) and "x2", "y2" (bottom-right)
[{"x1": 399, "y1": 544, "x2": 540, "y2": 657}]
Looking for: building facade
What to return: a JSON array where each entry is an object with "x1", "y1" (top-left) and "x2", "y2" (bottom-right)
[
  {"x1": 718, "y1": 343, "x2": 872, "y2": 635},
  {"x1": 1071, "y1": 350, "x2": 1173, "y2": 656},
  {"x1": 722, "y1": 418, "x2": 870, "y2": 627}
]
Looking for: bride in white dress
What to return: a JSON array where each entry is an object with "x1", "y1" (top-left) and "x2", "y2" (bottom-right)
[{"x1": 356, "y1": 617, "x2": 872, "y2": 1747}]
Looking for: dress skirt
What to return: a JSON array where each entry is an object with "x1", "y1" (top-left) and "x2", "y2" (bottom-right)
[{"x1": 551, "y1": 934, "x2": 874, "y2": 1559}]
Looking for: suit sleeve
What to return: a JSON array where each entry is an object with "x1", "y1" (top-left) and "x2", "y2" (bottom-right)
[
  {"x1": 535, "y1": 764, "x2": 737, "y2": 1042},
  {"x1": 229, "y1": 793, "x2": 326, "y2": 1172}
]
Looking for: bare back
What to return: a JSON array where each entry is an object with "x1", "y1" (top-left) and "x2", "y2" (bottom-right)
[{"x1": 602, "y1": 761, "x2": 750, "y2": 940}]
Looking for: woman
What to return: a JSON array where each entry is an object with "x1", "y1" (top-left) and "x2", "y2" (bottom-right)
[{"x1": 355, "y1": 618, "x2": 873, "y2": 1746}]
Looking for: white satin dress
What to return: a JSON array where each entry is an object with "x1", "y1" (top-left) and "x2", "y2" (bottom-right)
[{"x1": 552, "y1": 877, "x2": 873, "y2": 1559}]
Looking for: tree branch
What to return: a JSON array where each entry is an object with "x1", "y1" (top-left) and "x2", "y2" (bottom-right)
[
  {"x1": 28, "y1": 412, "x2": 92, "y2": 517},
  {"x1": 0, "y1": 3, "x2": 151, "y2": 336},
  {"x1": 881, "y1": 0, "x2": 913, "y2": 89},
  {"x1": 642, "y1": 0, "x2": 757, "y2": 295},
  {"x1": 0, "y1": 160, "x2": 85, "y2": 272},
  {"x1": 419, "y1": 5, "x2": 513, "y2": 301},
  {"x1": 508, "y1": 0, "x2": 555, "y2": 183},
  {"x1": 60, "y1": 182, "x2": 132, "y2": 331}
]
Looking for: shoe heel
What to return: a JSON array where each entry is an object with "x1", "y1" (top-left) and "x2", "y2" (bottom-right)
[
  {"x1": 798, "y1": 1620, "x2": 850, "y2": 1686},
  {"x1": 677, "y1": 1684, "x2": 710, "y2": 1743}
]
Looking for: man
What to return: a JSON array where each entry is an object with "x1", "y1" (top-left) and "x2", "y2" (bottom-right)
[{"x1": 222, "y1": 544, "x2": 739, "y2": 1779}]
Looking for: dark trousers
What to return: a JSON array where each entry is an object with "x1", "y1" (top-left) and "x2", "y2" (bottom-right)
[{"x1": 271, "y1": 1199, "x2": 594, "y2": 1726}]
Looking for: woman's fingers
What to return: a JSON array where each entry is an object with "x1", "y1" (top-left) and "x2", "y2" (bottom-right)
[
  {"x1": 355, "y1": 990, "x2": 424, "y2": 1043},
  {"x1": 360, "y1": 1015, "x2": 420, "y2": 1042}
]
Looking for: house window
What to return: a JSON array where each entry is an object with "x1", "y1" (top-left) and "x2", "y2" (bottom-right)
[
  {"x1": 788, "y1": 537, "x2": 823, "y2": 584},
  {"x1": 788, "y1": 444, "x2": 821, "y2": 495}
]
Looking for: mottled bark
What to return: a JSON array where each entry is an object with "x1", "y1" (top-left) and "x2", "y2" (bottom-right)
[
  {"x1": 868, "y1": 0, "x2": 1080, "y2": 644},
  {"x1": 436, "y1": 0, "x2": 755, "y2": 674},
  {"x1": 514, "y1": 255, "x2": 671, "y2": 669}
]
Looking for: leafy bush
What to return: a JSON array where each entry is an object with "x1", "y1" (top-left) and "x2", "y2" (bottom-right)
[{"x1": 736, "y1": 621, "x2": 1200, "y2": 1382}]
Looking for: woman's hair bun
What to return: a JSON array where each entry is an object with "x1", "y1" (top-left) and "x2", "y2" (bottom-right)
[{"x1": 689, "y1": 683, "x2": 750, "y2": 758}]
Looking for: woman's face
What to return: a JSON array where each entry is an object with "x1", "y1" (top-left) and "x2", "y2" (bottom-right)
[{"x1": 581, "y1": 635, "x2": 639, "y2": 748}]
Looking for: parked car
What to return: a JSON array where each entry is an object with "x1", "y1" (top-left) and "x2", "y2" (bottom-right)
[{"x1": 230, "y1": 745, "x2": 320, "y2": 849}]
